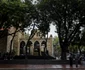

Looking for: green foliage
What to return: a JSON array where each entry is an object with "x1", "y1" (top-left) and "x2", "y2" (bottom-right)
[
  {"x1": 69, "y1": 45, "x2": 78, "y2": 53},
  {"x1": 53, "y1": 36, "x2": 61, "y2": 57},
  {"x1": 81, "y1": 29, "x2": 85, "y2": 46},
  {"x1": 70, "y1": 28, "x2": 85, "y2": 53},
  {"x1": 37, "y1": 0, "x2": 85, "y2": 60},
  {"x1": 54, "y1": 45, "x2": 61, "y2": 57},
  {"x1": 0, "y1": 0, "x2": 35, "y2": 30},
  {"x1": 0, "y1": 0, "x2": 37, "y2": 55},
  {"x1": 36, "y1": 0, "x2": 51, "y2": 37},
  {"x1": 53, "y1": 36, "x2": 59, "y2": 45},
  {"x1": 1, "y1": 0, "x2": 85, "y2": 59}
]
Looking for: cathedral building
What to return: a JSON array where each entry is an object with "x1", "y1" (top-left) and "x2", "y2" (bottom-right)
[{"x1": 0, "y1": 26, "x2": 54, "y2": 57}]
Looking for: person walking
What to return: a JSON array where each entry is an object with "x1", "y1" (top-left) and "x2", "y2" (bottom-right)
[
  {"x1": 69, "y1": 53, "x2": 73, "y2": 67},
  {"x1": 79, "y1": 55, "x2": 82, "y2": 65},
  {"x1": 75, "y1": 53, "x2": 80, "y2": 67}
]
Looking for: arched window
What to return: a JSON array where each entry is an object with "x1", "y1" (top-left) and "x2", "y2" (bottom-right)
[
  {"x1": 41, "y1": 41, "x2": 46, "y2": 47},
  {"x1": 20, "y1": 41, "x2": 25, "y2": 55},
  {"x1": 34, "y1": 41, "x2": 40, "y2": 56},
  {"x1": 34, "y1": 41, "x2": 40, "y2": 49}
]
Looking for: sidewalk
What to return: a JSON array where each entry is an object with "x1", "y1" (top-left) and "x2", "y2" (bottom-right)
[{"x1": 0, "y1": 64, "x2": 84, "y2": 70}]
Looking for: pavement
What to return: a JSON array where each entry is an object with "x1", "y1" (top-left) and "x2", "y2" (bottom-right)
[{"x1": 0, "y1": 64, "x2": 85, "y2": 70}]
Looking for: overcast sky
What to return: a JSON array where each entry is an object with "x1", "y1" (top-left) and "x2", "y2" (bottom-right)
[{"x1": 49, "y1": 24, "x2": 57, "y2": 37}]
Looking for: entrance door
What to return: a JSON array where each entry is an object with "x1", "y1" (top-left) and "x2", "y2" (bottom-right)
[
  {"x1": 34, "y1": 41, "x2": 40, "y2": 56},
  {"x1": 20, "y1": 41, "x2": 25, "y2": 55}
]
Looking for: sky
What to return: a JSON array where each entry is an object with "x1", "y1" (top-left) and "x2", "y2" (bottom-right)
[{"x1": 49, "y1": 24, "x2": 57, "y2": 37}]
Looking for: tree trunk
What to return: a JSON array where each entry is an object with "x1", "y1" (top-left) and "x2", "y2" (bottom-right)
[
  {"x1": 78, "y1": 45, "x2": 81, "y2": 54},
  {"x1": 9, "y1": 29, "x2": 18, "y2": 59},
  {"x1": 10, "y1": 40, "x2": 13, "y2": 54},
  {"x1": 25, "y1": 40, "x2": 29, "y2": 56},
  {"x1": 61, "y1": 48, "x2": 66, "y2": 60},
  {"x1": 25, "y1": 39, "x2": 31, "y2": 57},
  {"x1": 25, "y1": 23, "x2": 36, "y2": 57},
  {"x1": 29, "y1": 46, "x2": 30, "y2": 55},
  {"x1": 61, "y1": 44, "x2": 68, "y2": 60},
  {"x1": 10, "y1": 30, "x2": 17, "y2": 54}
]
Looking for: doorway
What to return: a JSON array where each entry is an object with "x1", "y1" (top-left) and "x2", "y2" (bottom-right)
[
  {"x1": 20, "y1": 41, "x2": 25, "y2": 55},
  {"x1": 34, "y1": 41, "x2": 40, "y2": 56}
]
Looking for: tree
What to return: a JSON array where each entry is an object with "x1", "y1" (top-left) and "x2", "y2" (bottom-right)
[
  {"x1": 53, "y1": 36, "x2": 61, "y2": 58},
  {"x1": 8, "y1": 0, "x2": 28, "y2": 54},
  {"x1": 37, "y1": 0, "x2": 85, "y2": 60},
  {"x1": 7, "y1": 0, "x2": 32, "y2": 55},
  {"x1": 37, "y1": 23, "x2": 50, "y2": 54},
  {"x1": 24, "y1": 0, "x2": 39, "y2": 56},
  {"x1": 0, "y1": 0, "x2": 35, "y2": 57},
  {"x1": 25, "y1": 22, "x2": 37, "y2": 56},
  {"x1": 36, "y1": 2, "x2": 51, "y2": 55},
  {"x1": 71, "y1": 28, "x2": 85, "y2": 54}
]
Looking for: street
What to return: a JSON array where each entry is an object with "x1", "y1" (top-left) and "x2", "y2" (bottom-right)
[{"x1": 0, "y1": 64, "x2": 84, "y2": 70}]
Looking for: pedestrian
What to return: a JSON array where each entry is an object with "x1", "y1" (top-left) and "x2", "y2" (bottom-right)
[
  {"x1": 69, "y1": 53, "x2": 73, "y2": 67},
  {"x1": 75, "y1": 53, "x2": 80, "y2": 67},
  {"x1": 79, "y1": 55, "x2": 82, "y2": 65}
]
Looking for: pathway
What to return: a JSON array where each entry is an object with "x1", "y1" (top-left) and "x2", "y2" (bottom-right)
[{"x1": 0, "y1": 64, "x2": 84, "y2": 70}]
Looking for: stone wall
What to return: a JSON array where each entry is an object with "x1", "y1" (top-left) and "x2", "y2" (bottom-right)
[
  {"x1": 5, "y1": 27, "x2": 54, "y2": 56},
  {"x1": 29, "y1": 36, "x2": 53, "y2": 56}
]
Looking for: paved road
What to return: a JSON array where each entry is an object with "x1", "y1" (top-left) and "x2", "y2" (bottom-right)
[
  {"x1": 0, "y1": 69, "x2": 84, "y2": 70},
  {"x1": 0, "y1": 64, "x2": 84, "y2": 70}
]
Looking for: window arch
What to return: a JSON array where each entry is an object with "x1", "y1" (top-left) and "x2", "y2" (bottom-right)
[
  {"x1": 34, "y1": 41, "x2": 40, "y2": 56},
  {"x1": 34, "y1": 41, "x2": 40, "y2": 49},
  {"x1": 20, "y1": 41, "x2": 25, "y2": 54},
  {"x1": 41, "y1": 41, "x2": 46, "y2": 47}
]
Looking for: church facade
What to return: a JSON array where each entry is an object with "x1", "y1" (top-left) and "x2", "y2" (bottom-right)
[{"x1": 0, "y1": 27, "x2": 54, "y2": 57}]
